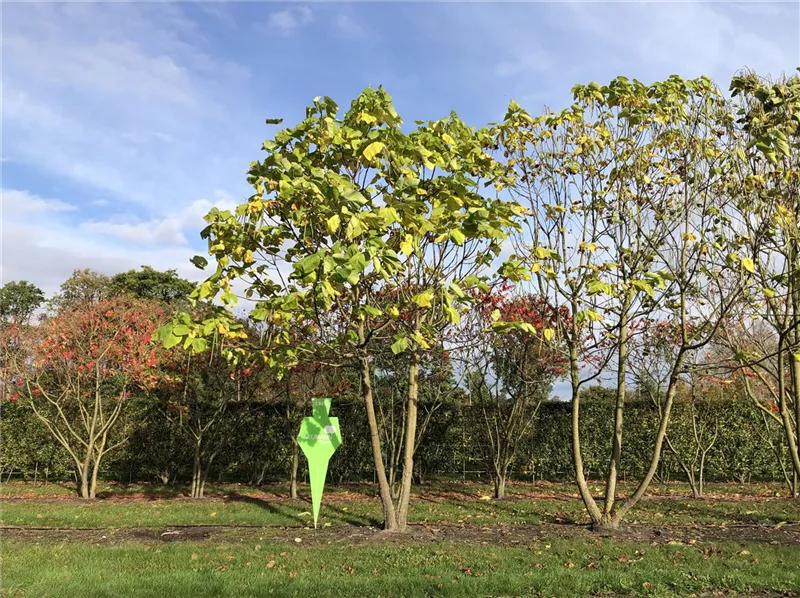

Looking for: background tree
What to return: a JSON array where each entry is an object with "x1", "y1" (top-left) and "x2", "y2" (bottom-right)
[
  {"x1": 50, "y1": 269, "x2": 111, "y2": 311},
  {"x1": 0, "y1": 296, "x2": 164, "y2": 498},
  {"x1": 108, "y1": 266, "x2": 195, "y2": 305},
  {"x1": 0, "y1": 281, "x2": 45, "y2": 325},
  {"x1": 460, "y1": 289, "x2": 568, "y2": 498},
  {"x1": 497, "y1": 74, "x2": 742, "y2": 527},
  {"x1": 721, "y1": 70, "x2": 800, "y2": 494}
]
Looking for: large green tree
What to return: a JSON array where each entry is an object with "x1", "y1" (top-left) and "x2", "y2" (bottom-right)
[
  {"x1": 158, "y1": 87, "x2": 524, "y2": 531},
  {"x1": 108, "y1": 266, "x2": 195, "y2": 305},
  {"x1": 0, "y1": 281, "x2": 45, "y2": 325}
]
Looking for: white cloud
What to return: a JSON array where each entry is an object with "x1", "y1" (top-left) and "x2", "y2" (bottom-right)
[
  {"x1": 80, "y1": 197, "x2": 238, "y2": 248},
  {"x1": 1, "y1": 189, "x2": 240, "y2": 294},
  {"x1": 2, "y1": 188, "x2": 77, "y2": 215},
  {"x1": 2, "y1": 3, "x2": 255, "y2": 211},
  {"x1": 266, "y1": 6, "x2": 313, "y2": 35},
  {"x1": 566, "y1": 1, "x2": 797, "y2": 82},
  {"x1": 334, "y1": 13, "x2": 368, "y2": 40}
]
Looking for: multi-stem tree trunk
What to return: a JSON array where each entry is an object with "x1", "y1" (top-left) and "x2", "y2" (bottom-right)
[
  {"x1": 492, "y1": 462, "x2": 510, "y2": 499},
  {"x1": 190, "y1": 436, "x2": 217, "y2": 499},
  {"x1": 290, "y1": 438, "x2": 300, "y2": 499},
  {"x1": 395, "y1": 350, "x2": 420, "y2": 531},
  {"x1": 603, "y1": 315, "x2": 629, "y2": 522},
  {"x1": 359, "y1": 353, "x2": 398, "y2": 531}
]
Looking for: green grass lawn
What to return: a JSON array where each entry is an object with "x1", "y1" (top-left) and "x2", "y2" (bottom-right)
[
  {"x1": 3, "y1": 536, "x2": 798, "y2": 598},
  {"x1": 2, "y1": 489, "x2": 798, "y2": 529},
  {"x1": 2, "y1": 481, "x2": 799, "y2": 597}
]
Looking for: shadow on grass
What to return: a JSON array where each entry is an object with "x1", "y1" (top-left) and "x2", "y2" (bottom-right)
[
  {"x1": 222, "y1": 493, "x2": 308, "y2": 525},
  {"x1": 94, "y1": 484, "x2": 189, "y2": 501},
  {"x1": 665, "y1": 500, "x2": 797, "y2": 525}
]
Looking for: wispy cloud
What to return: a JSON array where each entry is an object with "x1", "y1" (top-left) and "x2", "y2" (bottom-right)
[
  {"x1": 80, "y1": 196, "x2": 237, "y2": 248},
  {"x1": 265, "y1": 6, "x2": 313, "y2": 36},
  {"x1": 333, "y1": 13, "x2": 369, "y2": 40},
  {"x1": 2, "y1": 2, "x2": 254, "y2": 211},
  {"x1": 2, "y1": 189, "x2": 77, "y2": 215}
]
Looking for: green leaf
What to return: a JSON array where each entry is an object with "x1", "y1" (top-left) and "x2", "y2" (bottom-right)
[
  {"x1": 448, "y1": 283, "x2": 465, "y2": 298},
  {"x1": 534, "y1": 246, "x2": 550, "y2": 260},
  {"x1": 346, "y1": 215, "x2": 366, "y2": 239},
  {"x1": 163, "y1": 333, "x2": 182, "y2": 349},
  {"x1": 577, "y1": 310, "x2": 604, "y2": 323},
  {"x1": 190, "y1": 255, "x2": 208, "y2": 269},
  {"x1": 265, "y1": 118, "x2": 284, "y2": 125},
  {"x1": 631, "y1": 279, "x2": 655, "y2": 298},
  {"x1": 362, "y1": 305, "x2": 382, "y2": 317},
  {"x1": 444, "y1": 306, "x2": 461, "y2": 324},
  {"x1": 172, "y1": 324, "x2": 190, "y2": 336},
  {"x1": 774, "y1": 130, "x2": 790, "y2": 157},
  {"x1": 449, "y1": 229, "x2": 466, "y2": 245},
  {"x1": 586, "y1": 279, "x2": 612, "y2": 296},
  {"x1": 391, "y1": 335, "x2": 408, "y2": 355},
  {"x1": 295, "y1": 253, "x2": 322, "y2": 278},
  {"x1": 363, "y1": 141, "x2": 385, "y2": 162},
  {"x1": 191, "y1": 338, "x2": 208, "y2": 353}
]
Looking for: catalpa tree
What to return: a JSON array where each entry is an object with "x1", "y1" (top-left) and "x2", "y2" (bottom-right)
[
  {"x1": 158, "y1": 88, "x2": 525, "y2": 531},
  {"x1": 495, "y1": 75, "x2": 744, "y2": 528}
]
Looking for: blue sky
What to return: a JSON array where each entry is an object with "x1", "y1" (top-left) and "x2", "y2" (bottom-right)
[{"x1": 2, "y1": 1, "x2": 799, "y2": 300}]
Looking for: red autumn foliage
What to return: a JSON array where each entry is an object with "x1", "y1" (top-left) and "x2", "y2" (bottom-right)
[
  {"x1": 475, "y1": 289, "x2": 571, "y2": 378},
  {"x1": 1, "y1": 297, "x2": 166, "y2": 403}
]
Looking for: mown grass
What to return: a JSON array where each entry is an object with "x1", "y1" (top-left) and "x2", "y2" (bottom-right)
[
  {"x1": 2, "y1": 490, "x2": 798, "y2": 529},
  {"x1": 3, "y1": 536, "x2": 799, "y2": 598}
]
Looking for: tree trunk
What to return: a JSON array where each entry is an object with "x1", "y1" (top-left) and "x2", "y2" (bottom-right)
[
  {"x1": 396, "y1": 351, "x2": 420, "y2": 532},
  {"x1": 569, "y1": 339, "x2": 604, "y2": 525},
  {"x1": 290, "y1": 438, "x2": 300, "y2": 499},
  {"x1": 604, "y1": 317, "x2": 629, "y2": 517},
  {"x1": 609, "y1": 351, "x2": 688, "y2": 526},
  {"x1": 78, "y1": 464, "x2": 91, "y2": 500},
  {"x1": 360, "y1": 354, "x2": 398, "y2": 531},
  {"x1": 493, "y1": 469, "x2": 507, "y2": 499},
  {"x1": 191, "y1": 437, "x2": 202, "y2": 499},
  {"x1": 687, "y1": 471, "x2": 700, "y2": 499}
]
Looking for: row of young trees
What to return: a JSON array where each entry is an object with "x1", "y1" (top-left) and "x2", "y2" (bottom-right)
[
  {"x1": 153, "y1": 68, "x2": 800, "y2": 531},
  {"x1": 2, "y1": 68, "x2": 799, "y2": 531}
]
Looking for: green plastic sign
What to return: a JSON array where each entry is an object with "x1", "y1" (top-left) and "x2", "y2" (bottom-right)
[{"x1": 297, "y1": 398, "x2": 342, "y2": 528}]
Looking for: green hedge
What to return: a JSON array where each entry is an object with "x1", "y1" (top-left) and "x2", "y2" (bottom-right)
[{"x1": 0, "y1": 389, "x2": 789, "y2": 486}]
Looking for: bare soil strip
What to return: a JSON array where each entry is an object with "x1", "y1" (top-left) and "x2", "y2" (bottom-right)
[{"x1": 3, "y1": 521, "x2": 799, "y2": 546}]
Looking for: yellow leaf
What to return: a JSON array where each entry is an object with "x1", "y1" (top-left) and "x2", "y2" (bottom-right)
[
  {"x1": 530, "y1": 263, "x2": 542, "y2": 273},
  {"x1": 543, "y1": 328, "x2": 555, "y2": 342},
  {"x1": 442, "y1": 133, "x2": 456, "y2": 145},
  {"x1": 413, "y1": 290, "x2": 434, "y2": 308},
  {"x1": 363, "y1": 141, "x2": 385, "y2": 162},
  {"x1": 741, "y1": 257, "x2": 755, "y2": 273},
  {"x1": 400, "y1": 234, "x2": 414, "y2": 256},
  {"x1": 326, "y1": 214, "x2": 341, "y2": 234}
]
